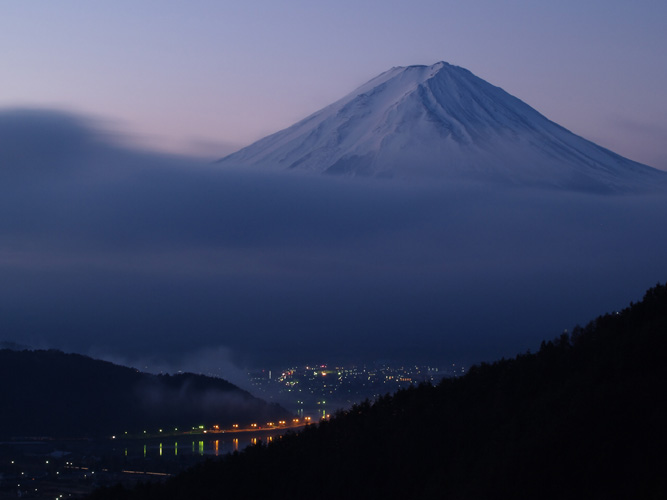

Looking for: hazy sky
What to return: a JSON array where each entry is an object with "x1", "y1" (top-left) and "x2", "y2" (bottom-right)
[{"x1": 2, "y1": 1, "x2": 666, "y2": 169}]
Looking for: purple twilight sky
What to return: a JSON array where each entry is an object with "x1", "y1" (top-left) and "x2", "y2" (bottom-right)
[{"x1": 1, "y1": 0, "x2": 666, "y2": 169}]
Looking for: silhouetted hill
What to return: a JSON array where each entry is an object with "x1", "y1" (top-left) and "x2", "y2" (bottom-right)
[
  {"x1": 89, "y1": 282, "x2": 666, "y2": 499},
  {"x1": 0, "y1": 350, "x2": 290, "y2": 438}
]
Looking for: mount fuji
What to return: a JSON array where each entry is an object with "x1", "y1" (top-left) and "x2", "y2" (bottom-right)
[{"x1": 218, "y1": 62, "x2": 665, "y2": 192}]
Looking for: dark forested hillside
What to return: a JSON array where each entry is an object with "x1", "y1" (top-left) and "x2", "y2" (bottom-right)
[
  {"x1": 0, "y1": 350, "x2": 289, "y2": 438},
  {"x1": 89, "y1": 282, "x2": 667, "y2": 499}
]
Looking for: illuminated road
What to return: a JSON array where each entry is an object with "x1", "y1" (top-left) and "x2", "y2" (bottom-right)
[{"x1": 116, "y1": 417, "x2": 321, "y2": 441}]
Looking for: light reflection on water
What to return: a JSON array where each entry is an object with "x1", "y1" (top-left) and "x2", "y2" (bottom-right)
[{"x1": 118, "y1": 432, "x2": 282, "y2": 459}]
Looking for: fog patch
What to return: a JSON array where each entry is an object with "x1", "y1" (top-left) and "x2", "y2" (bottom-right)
[{"x1": 90, "y1": 346, "x2": 251, "y2": 392}]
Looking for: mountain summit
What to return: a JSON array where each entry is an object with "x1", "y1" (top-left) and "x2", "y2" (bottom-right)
[{"x1": 219, "y1": 62, "x2": 665, "y2": 192}]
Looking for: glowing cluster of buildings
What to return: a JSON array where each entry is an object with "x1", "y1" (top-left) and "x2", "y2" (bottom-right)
[{"x1": 249, "y1": 362, "x2": 465, "y2": 411}]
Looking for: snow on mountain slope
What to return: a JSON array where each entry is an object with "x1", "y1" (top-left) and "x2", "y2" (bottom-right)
[{"x1": 218, "y1": 62, "x2": 666, "y2": 192}]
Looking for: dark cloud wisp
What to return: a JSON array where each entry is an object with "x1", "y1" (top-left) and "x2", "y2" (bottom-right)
[{"x1": 1, "y1": 108, "x2": 666, "y2": 372}]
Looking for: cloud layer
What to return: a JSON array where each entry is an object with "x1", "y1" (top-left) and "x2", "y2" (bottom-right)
[{"x1": 2, "y1": 109, "x2": 666, "y2": 372}]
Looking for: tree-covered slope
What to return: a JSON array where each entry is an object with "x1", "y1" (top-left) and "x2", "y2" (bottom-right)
[
  {"x1": 89, "y1": 282, "x2": 667, "y2": 499},
  {"x1": 0, "y1": 349, "x2": 289, "y2": 438}
]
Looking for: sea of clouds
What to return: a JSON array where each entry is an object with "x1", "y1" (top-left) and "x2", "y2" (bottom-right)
[{"x1": 2, "y1": 109, "x2": 666, "y2": 376}]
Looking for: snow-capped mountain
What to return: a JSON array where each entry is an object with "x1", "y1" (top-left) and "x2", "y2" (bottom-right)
[{"x1": 218, "y1": 62, "x2": 665, "y2": 191}]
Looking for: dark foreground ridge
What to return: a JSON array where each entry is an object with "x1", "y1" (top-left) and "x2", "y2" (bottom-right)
[
  {"x1": 87, "y1": 282, "x2": 667, "y2": 499},
  {"x1": 0, "y1": 350, "x2": 290, "y2": 438}
]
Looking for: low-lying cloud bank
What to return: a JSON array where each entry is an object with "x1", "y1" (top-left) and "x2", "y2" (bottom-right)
[{"x1": 1, "y1": 108, "x2": 666, "y2": 371}]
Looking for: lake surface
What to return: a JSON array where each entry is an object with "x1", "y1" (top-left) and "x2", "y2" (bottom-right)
[{"x1": 115, "y1": 430, "x2": 286, "y2": 459}]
